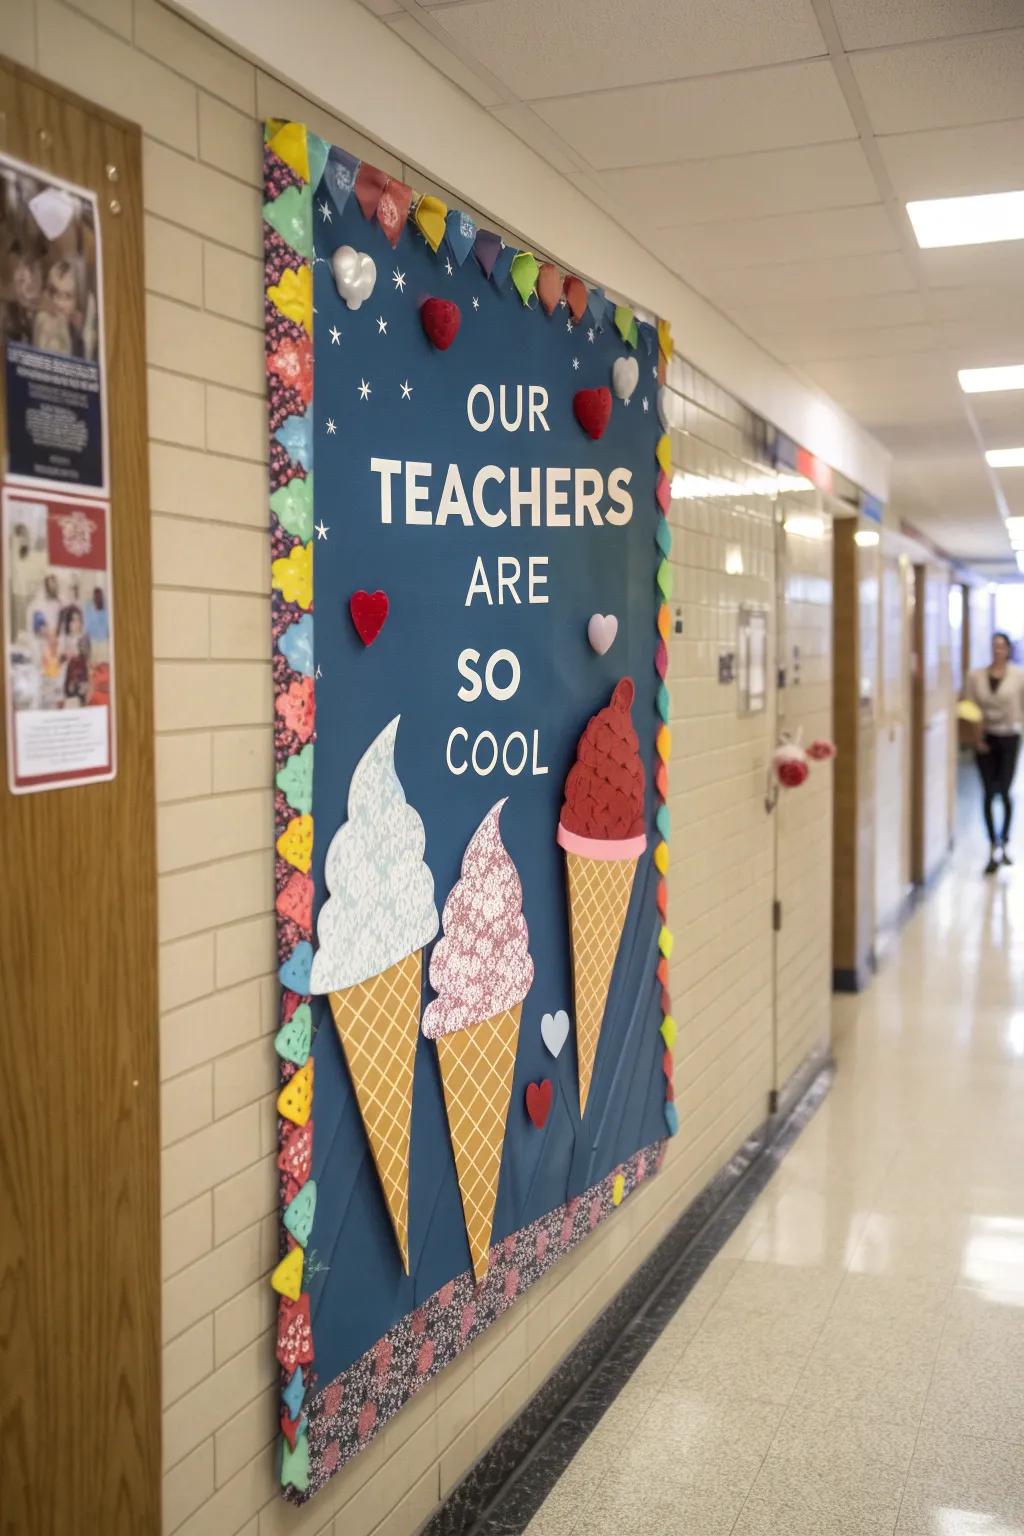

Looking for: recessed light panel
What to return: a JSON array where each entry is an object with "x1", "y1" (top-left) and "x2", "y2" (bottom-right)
[
  {"x1": 958, "y1": 365, "x2": 1024, "y2": 394},
  {"x1": 987, "y1": 448, "x2": 1024, "y2": 468},
  {"x1": 908, "y1": 190, "x2": 1024, "y2": 249}
]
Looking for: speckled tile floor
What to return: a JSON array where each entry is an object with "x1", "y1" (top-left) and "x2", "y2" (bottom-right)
[{"x1": 525, "y1": 789, "x2": 1024, "y2": 1536}]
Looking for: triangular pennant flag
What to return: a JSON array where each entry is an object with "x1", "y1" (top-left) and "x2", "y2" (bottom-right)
[
  {"x1": 510, "y1": 252, "x2": 540, "y2": 306},
  {"x1": 282, "y1": 1367, "x2": 304, "y2": 1419},
  {"x1": 537, "y1": 262, "x2": 562, "y2": 315},
  {"x1": 283, "y1": 1179, "x2": 317, "y2": 1246},
  {"x1": 474, "y1": 228, "x2": 502, "y2": 279},
  {"x1": 271, "y1": 1246, "x2": 304, "y2": 1302},
  {"x1": 415, "y1": 194, "x2": 447, "y2": 252},
  {"x1": 280, "y1": 1409, "x2": 307, "y2": 1454},
  {"x1": 627, "y1": 318, "x2": 639, "y2": 349},
  {"x1": 614, "y1": 304, "x2": 634, "y2": 343},
  {"x1": 637, "y1": 320, "x2": 657, "y2": 356},
  {"x1": 268, "y1": 122, "x2": 309, "y2": 184},
  {"x1": 323, "y1": 147, "x2": 360, "y2": 218},
  {"x1": 275, "y1": 1003, "x2": 312, "y2": 1065},
  {"x1": 281, "y1": 1430, "x2": 310, "y2": 1493},
  {"x1": 355, "y1": 162, "x2": 388, "y2": 221},
  {"x1": 277, "y1": 1059, "x2": 313, "y2": 1126},
  {"x1": 658, "y1": 317, "x2": 674, "y2": 360},
  {"x1": 377, "y1": 178, "x2": 413, "y2": 248},
  {"x1": 587, "y1": 286, "x2": 607, "y2": 324},
  {"x1": 446, "y1": 209, "x2": 477, "y2": 266},
  {"x1": 263, "y1": 186, "x2": 312, "y2": 261},
  {"x1": 491, "y1": 243, "x2": 515, "y2": 289},
  {"x1": 278, "y1": 1119, "x2": 314, "y2": 1186},
  {"x1": 307, "y1": 134, "x2": 329, "y2": 194},
  {"x1": 563, "y1": 274, "x2": 587, "y2": 323}
]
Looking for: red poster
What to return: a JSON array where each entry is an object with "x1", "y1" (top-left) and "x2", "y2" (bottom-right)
[{"x1": 3, "y1": 485, "x2": 115, "y2": 792}]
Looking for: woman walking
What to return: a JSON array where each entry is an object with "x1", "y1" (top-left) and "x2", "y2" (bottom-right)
[{"x1": 966, "y1": 632, "x2": 1024, "y2": 874}]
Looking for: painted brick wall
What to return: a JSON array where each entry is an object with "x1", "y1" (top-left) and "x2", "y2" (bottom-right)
[{"x1": 6, "y1": 7, "x2": 834, "y2": 1535}]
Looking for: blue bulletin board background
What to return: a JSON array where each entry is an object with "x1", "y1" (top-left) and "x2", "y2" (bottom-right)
[{"x1": 265, "y1": 123, "x2": 674, "y2": 1499}]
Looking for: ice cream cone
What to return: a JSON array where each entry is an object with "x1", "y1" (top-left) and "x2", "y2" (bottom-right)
[
  {"x1": 435, "y1": 1005, "x2": 521, "y2": 1283},
  {"x1": 564, "y1": 850, "x2": 638, "y2": 1116},
  {"x1": 327, "y1": 947, "x2": 422, "y2": 1274}
]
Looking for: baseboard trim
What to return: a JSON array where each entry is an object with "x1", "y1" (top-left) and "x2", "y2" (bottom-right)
[{"x1": 422, "y1": 1052, "x2": 835, "y2": 1536}]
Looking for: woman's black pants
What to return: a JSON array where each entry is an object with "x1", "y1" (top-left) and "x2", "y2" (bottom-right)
[{"x1": 977, "y1": 733, "x2": 1021, "y2": 845}]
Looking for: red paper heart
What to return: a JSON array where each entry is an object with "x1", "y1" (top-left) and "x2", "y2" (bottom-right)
[
  {"x1": 421, "y1": 297, "x2": 461, "y2": 351},
  {"x1": 563, "y1": 275, "x2": 587, "y2": 323},
  {"x1": 525, "y1": 1079, "x2": 553, "y2": 1129},
  {"x1": 537, "y1": 263, "x2": 561, "y2": 316},
  {"x1": 573, "y1": 386, "x2": 612, "y2": 441},
  {"x1": 350, "y1": 589, "x2": 389, "y2": 646}
]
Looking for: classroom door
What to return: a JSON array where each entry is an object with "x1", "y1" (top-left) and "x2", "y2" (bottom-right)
[{"x1": 0, "y1": 58, "x2": 160, "y2": 1535}]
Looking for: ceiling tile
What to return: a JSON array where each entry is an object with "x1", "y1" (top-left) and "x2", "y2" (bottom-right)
[
  {"x1": 700, "y1": 250, "x2": 916, "y2": 304},
  {"x1": 605, "y1": 141, "x2": 877, "y2": 224},
  {"x1": 878, "y1": 119, "x2": 1024, "y2": 201},
  {"x1": 831, "y1": 0, "x2": 1024, "y2": 51},
  {"x1": 756, "y1": 322, "x2": 948, "y2": 364},
  {"x1": 919, "y1": 244, "x2": 1024, "y2": 293},
  {"x1": 1000, "y1": 475, "x2": 1024, "y2": 517},
  {"x1": 656, "y1": 203, "x2": 897, "y2": 272},
  {"x1": 489, "y1": 103, "x2": 591, "y2": 174},
  {"x1": 734, "y1": 288, "x2": 930, "y2": 334},
  {"x1": 532, "y1": 59, "x2": 855, "y2": 171},
  {"x1": 421, "y1": 0, "x2": 825, "y2": 100},
  {"x1": 968, "y1": 393, "x2": 1024, "y2": 441},
  {"x1": 851, "y1": 29, "x2": 1024, "y2": 135},
  {"x1": 926, "y1": 285, "x2": 1024, "y2": 325},
  {"x1": 387, "y1": 13, "x2": 504, "y2": 106}
]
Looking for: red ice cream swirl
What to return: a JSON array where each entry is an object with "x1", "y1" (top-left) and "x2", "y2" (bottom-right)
[{"x1": 559, "y1": 677, "x2": 645, "y2": 840}]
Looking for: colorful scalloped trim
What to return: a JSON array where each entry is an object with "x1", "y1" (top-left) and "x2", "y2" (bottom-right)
[
  {"x1": 266, "y1": 118, "x2": 316, "y2": 1493},
  {"x1": 654, "y1": 339, "x2": 676, "y2": 1136}
]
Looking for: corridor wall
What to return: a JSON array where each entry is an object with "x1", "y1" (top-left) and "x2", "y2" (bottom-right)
[{"x1": 5, "y1": 6, "x2": 853, "y2": 1534}]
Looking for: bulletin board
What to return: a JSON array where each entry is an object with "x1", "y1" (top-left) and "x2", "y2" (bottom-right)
[{"x1": 264, "y1": 121, "x2": 678, "y2": 1502}]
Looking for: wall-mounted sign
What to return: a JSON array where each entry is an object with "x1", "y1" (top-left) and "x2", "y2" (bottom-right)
[
  {"x1": 3, "y1": 486, "x2": 115, "y2": 792},
  {"x1": 0, "y1": 152, "x2": 108, "y2": 496},
  {"x1": 738, "y1": 604, "x2": 768, "y2": 715}
]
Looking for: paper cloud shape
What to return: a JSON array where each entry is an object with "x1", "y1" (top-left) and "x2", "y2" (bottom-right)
[
  {"x1": 612, "y1": 355, "x2": 639, "y2": 402},
  {"x1": 331, "y1": 245, "x2": 376, "y2": 310}
]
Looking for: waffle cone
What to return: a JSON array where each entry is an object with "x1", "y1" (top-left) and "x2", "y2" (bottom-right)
[
  {"x1": 435, "y1": 1006, "x2": 521, "y2": 1284},
  {"x1": 565, "y1": 852, "x2": 638, "y2": 1117},
  {"x1": 328, "y1": 948, "x2": 422, "y2": 1274}
]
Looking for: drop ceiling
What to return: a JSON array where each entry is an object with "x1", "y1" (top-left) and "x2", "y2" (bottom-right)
[{"x1": 360, "y1": 0, "x2": 1024, "y2": 572}]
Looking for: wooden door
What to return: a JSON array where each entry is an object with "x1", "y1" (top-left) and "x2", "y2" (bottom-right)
[{"x1": 0, "y1": 59, "x2": 160, "y2": 1535}]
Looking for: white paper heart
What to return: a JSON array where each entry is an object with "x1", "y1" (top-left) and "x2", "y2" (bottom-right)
[
  {"x1": 612, "y1": 355, "x2": 639, "y2": 402},
  {"x1": 29, "y1": 187, "x2": 75, "y2": 241},
  {"x1": 587, "y1": 613, "x2": 618, "y2": 656},
  {"x1": 541, "y1": 1009, "x2": 570, "y2": 1058},
  {"x1": 331, "y1": 245, "x2": 376, "y2": 311}
]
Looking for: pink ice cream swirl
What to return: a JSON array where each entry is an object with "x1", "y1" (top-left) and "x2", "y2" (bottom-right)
[{"x1": 422, "y1": 799, "x2": 534, "y2": 1039}]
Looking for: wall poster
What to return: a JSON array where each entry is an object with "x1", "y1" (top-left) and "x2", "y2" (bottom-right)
[
  {"x1": 264, "y1": 120, "x2": 678, "y2": 1501},
  {"x1": 0, "y1": 153, "x2": 108, "y2": 497}
]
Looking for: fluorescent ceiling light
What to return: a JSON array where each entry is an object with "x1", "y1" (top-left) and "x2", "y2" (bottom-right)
[
  {"x1": 854, "y1": 530, "x2": 880, "y2": 547},
  {"x1": 907, "y1": 189, "x2": 1024, "y2": 249},
  {"x1": 959, "y1": 364, "x2": 1024, "y2": 394},
  {"x1": 1006, "y1": 517, "x2": 1024, "y2": 548},
  {"x1": 784, "y1": 513, "x2": 826, "y2": 539},
  {"x1": 987, "y1": 447, "x2": 1024, "y2": 468}
]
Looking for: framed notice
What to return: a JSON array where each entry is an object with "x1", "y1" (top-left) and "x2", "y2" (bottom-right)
[
  {"x1": 737, "y1": 603, "x2": 768, "y2": 715},
  {"x1": 0, "y1": 152, "x2": 109, "y2": 496},
  {"x1": 3, "y1": 486, "x2": 115, "y2": 792}
]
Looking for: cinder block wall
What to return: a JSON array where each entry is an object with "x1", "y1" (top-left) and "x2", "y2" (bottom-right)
[{"x1": 7, "y1": 6, "x2": 834, "y2": 1534}]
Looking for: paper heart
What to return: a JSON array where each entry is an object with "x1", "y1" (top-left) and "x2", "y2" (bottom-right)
[
  {"x1": 282, "y1": 1366, "x2": 304, "y2": 1419},
  {"x1": 275, "y1": 1003, "x2": 312, "y2": 1066},
  {"x1": 271, "y1": 1246, "x2": 304, "y2": 1302},
  {"x1": 331, "y1": 245, "x2": 376, "y2": 310},
  {"x1": 262, "y1": 186, "x2": 312, "y2": 260},
  {"x1": 28, "y1": 186, "x2": 75, "y2": 241},
  {"x1": 573, "y1": 387, "x2": 612, "y2": 441},
  {"x1": 525, "y1": 1080, "x2": 553, "y2": 1129},
  {"x1": 280, "y1": 1429, "x2": 310, "y2": 1493},
  {"x1": 420, "y1": 297, "x2": 461, "y2": 351},
  {"x1": 537, "y1": 263, "x2": 561, "y2": 315},
  {"x1": 280, "y1": 1408, "x2": 307, "y2": 1455},
  {"x1": 276, "y1": 744, "x2": 313, "y2": 815},
  {"x1": 540, "y1": 1009, "x2": 570, "y2": 1058},
  {"x1": 277, "y1": 869, "x2": 313, "y2": 930},
  {"x1": 349, "y1": 589, "x2": 389, "y2": 645},
  {"x1": 276, "y1": 814, "x2": 313, "y2": 874},
  {"x1": 283, "y1": 1178, "x2": 317, "y2": 1246},
  {"x1": 278, "y1": 613, "x2": 314, "y2": 676},
  {"x1": 510, "y1": 252, "x2": 539, "y2": 306},
  {"x1": 279, "y1": 940, "x2": 313, "y2": 995},
  {"x1": 271, "y1": 475, "x2": 313, "y2": 542},
  {"x1": 612, "y1": 355, "x2": 639, "y2": 402},
  {"x1": 278, "y1": 1118, "x2": 314, "y2": 1185},
  {"x1": 587, "y1": 613, "x2": 618, "y2": 655},
  {"x1": 563, "y1": 275, "x2": 587, "y2": 323}
]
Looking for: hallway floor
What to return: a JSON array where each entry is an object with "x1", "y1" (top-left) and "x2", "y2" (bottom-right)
[{"x1": 526, "y1": 808, "x2": 1024, "y2": 1535}]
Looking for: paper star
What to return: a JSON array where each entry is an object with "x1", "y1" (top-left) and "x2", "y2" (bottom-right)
[
  {"x1": 358, "y1": 379, "x2": 371, "y2": 400},
  {"x1": 315, "y1": 664, "x2": 322, "y2": 680},
  {"x1": 318, "y1": 199, "x2": 332, "y2": 222},
  {"x1": 329, "y1": 325, "x2": 341, "y2": 345},
  {"x1": 587, "y1": 328, "x2": 595, "y2": 343},
  {"x1": 652, "y1": 366, "x2": 658, "y2": 378},
  {"x1": 566, "y1": 317, "x2": 573, "y2": 334},
  {"x1": 572, "y1": 357, "x2": 580, "y2": 371},
  {"x1": 392, "y1": 269, "x2": 406, "y2": 292},
  {"x1": 559, "y1": 296, "x2": 567, "y2": 308},
  {"x1": 326, "y1": 417, "x2": 336, "y2": 434},
  {"x1": 472, "y1": 296, "x2": 480, "y2": 310},
  {"x1": 376, "y1": 316, "x2": 388, "y2": 335},
  {"x1": 314, "y1": 520, "x2": 329, "y2": 540},
  {"x1": 400, "y1": 380, "x2": 413, "y2": 399},
  {"x1": 642, "y1": 397, "x2": 649, "y2": 413},
  {"x1": 445, "y1": 258, "x2": 453, "y2": 276},
  {"x1": 623, "y1": 398, "x2": 631, "y2": 408}
]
